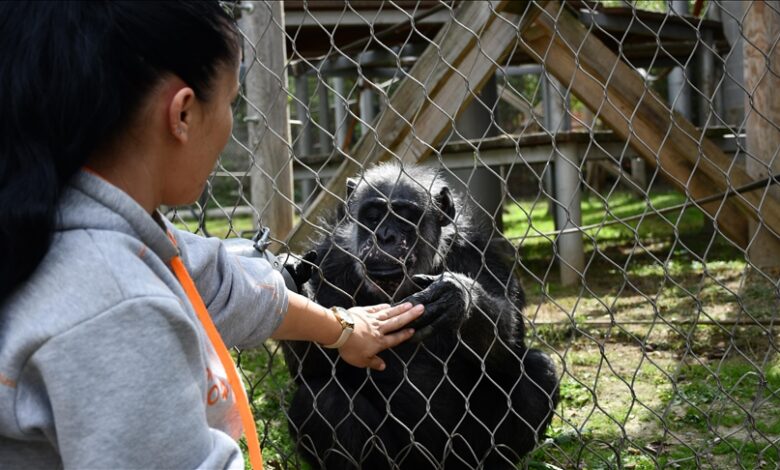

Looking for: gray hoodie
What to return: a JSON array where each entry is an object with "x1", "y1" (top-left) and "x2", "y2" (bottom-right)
[{"x1": 0, "y1": 171, "x2": 289, "y2": 469}]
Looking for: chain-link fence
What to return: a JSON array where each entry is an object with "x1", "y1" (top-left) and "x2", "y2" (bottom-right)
[{"x1": 168, "y1": 1, "x2": 780, "y2": 468}]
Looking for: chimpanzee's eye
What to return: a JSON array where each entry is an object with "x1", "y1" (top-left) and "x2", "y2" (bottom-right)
[
  {"x1": 395, "y1": 206, "x2": 422, "y2": 224},
  {"x1": 361, "y1": 206, "x2": 383, "y2": 228}
]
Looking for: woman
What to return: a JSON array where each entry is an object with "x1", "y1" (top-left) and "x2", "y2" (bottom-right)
[{"x1": 0, "y1": 2, "x2": 423, "y2": 469}]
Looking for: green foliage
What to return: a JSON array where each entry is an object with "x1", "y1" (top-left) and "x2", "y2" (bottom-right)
[
  {"x1": 504, "y1": 190, "x2": 704, "y2": 248},
  {"x1": 598, "y1": 0, "x2": 669, "y2": 12},
  {"x1": 235, "y1": 345, "x2": 309, "y2": 470}
]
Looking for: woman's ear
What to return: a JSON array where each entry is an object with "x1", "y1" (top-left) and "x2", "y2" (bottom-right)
[{"x1": 168, "y1": 86, "x2": 195, "y2": 143}]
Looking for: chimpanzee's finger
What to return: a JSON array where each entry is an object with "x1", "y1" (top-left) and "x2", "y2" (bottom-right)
[
  {"x1": 406, "y1": 296, "x2": 457, "y2": 336},
  {"x1": 402, "y1": 285, "x2": 435, "y2": 307},
  {"x1": 422, "y1": 299, "x2": 462, "y2": 333},
  {"x1": 409, "y1": 325, "x2": 434, "y2": 343},
  {"x1": 411, "y1": 274, "x2": 440, "y2": 290}
]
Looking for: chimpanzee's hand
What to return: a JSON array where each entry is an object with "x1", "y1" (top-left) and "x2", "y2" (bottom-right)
[{"x1": 402, "y1": 272, "x2": 471, "y2": 342}]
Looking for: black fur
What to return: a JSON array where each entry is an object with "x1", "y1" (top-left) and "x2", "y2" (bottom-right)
[{"x1": 283, "y1": 162, "x2": 559, "y2": 469}]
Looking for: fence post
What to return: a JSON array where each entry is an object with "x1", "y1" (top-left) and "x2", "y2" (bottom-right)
[
  {"x1": 332, "y1": 77, "x2": 348, "y2": 150},
  {"x1": 555, "y1": 142, "x2": 585, "y2": 286},
  {"x1": 240, "y1": 1, "x2": 294, "y2": 245},
  {"x1": 631, "y1": 157, "x2": 647, "y2": 191},
  {"x1": 359, "y1": 77, "x2": 376, "y2": 137},
  {"x1": 317, "y1": 79, "x2": 332, "y2": 154},
  {"x1": 696, "y1": 26, "x2": 716, "y2": 127},
  {"x1": 668, "y1": 0, "x2": 692, "y2": 120},
  {"x1": 721, "y1": 1, "x2": 746, "y2": 126},
  {"x1": 451, "y1": 74, "x2": 504, "y2": 232},
  {"x1": 294, "y1": 74, "x2": 315, "y2": 205},
  {"x1": 743, "y1": 2, "x2": 780, "y2": 268},
  {"x1": 542, "y1": 73, "x2": 566, "y2": 220}
]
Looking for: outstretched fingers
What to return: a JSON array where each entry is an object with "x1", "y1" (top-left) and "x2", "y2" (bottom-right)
[
  {"x1": 378, "y1": 303, "x2": 424, "y2": 334},
  {"x1": 364, "y1": 303, "x2": 391, "y2": 313},
  {"x1": 381, "y1": 326, "x2": 418, "y2": 351},
  {"x1": 340, "y1": 303, "x2": 424, "y2": 370}
]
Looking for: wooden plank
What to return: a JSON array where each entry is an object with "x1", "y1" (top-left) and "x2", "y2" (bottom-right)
[
  {"x1": 519, "y1": 1, "x2": 767, "y2": 247},
  {"x1": 240, "y1": 2, "x2": 294, "y2": 248},
  {"x1": 284, "y1": 1, "x2": 548, "y2": 252}
]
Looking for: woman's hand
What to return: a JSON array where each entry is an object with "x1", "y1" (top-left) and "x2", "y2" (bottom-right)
[{"x1": 338, "y1": 302, "x2": 424, "y2": 371}]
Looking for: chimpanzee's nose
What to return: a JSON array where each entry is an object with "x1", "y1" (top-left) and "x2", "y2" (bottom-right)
[{"x1": 376, "y1": 225, "x2": 396, "y2": 245}]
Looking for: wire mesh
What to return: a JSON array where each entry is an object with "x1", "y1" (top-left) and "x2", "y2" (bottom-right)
[{"x1": 168, "y1": 1, "x2": 780, "y2": 468}]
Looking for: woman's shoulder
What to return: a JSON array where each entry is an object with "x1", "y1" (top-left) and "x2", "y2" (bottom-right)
[{"x1": 1, "y1": 226, "x2": 187, "y2": 355}]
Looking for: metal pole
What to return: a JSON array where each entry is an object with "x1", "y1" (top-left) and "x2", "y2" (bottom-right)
[
  {"x1": 545, "y1": 71, "x2": 582, "y2": 286},
  {"x1": 541, "y1": 73, "x2": 556, "y2": 219},
  {"x1": 631, "y1": 157, "x2": 647, "y2": 191},
  {"x1": 544, "y1": 74, "x2": 572, "y2": 226},
  {"x1": 451, "y1": 74, "x2": 504, "y2": 232},
  {"x1": 554, "y1": 142, "x2": 585, "y2": 286},
  {"x1": 332, "y1": 77, "x2": 348, "y2": 150},
  {"x1": 696, "y1": 28, "x2": 716, "y2": 127},
  {"x1": 720, "y1": 1, "x2": 746, "y2": 127},
  {"x1": 544, "y1": 75, "x2": 571, "y2": 133},
  {"x1": 359, "y1": 77, "x2": 376, "y2": 138},
  {"x1": 317, "y1": 78, "x2": 332, "y2": 154},
  {"x1": 295, "y1": 74, "x2": 315, "y2": 205},
  {"x1": 668, "y1": 0, "x2": 692, "y2": 120}
]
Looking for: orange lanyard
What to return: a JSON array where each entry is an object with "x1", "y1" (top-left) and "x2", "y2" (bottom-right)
[
  {"x1": 169, "y1": 250, "x2": 264, "y2": 470},
  {"x1": 80, "y1": 167, "x2": 263, "y2": 467}
]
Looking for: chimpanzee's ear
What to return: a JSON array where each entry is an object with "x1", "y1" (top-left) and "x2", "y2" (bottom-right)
[
  {"x1": 435, "y1": 186, "x2": 455, "y2": 226},
  {"x1": 346, "y1": 177, "x2": 358, "y2": 199}
]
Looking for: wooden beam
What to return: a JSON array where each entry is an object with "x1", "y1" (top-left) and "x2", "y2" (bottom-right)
[
  {"x1": 240, "y1": 2, "x2": 294, "y2": 248},
  {"x1": 743, "y1": 1, "x2": 780, "y2": 267},
  {"x1": 519, "y1": 1, "x2": 770, "y2": 247},
  {"x1": 284, "y1": 1, "x2": 547, "y2": 252}
]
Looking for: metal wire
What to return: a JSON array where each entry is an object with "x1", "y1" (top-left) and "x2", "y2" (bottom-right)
[{"x1": 171, "y1": 1, "x2": 780, "y2": 468}]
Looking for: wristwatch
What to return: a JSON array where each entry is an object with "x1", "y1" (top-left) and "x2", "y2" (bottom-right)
[{"x1": 321, "y1": 306, "x2": 355, "y2": 349}]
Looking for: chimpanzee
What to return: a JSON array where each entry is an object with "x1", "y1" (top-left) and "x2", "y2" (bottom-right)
[{"x1": 282, "y1": 162, "x2": 558, "y2": 469}]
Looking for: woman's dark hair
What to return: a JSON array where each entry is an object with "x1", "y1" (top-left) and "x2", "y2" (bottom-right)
[{"x1": 0, "y1": 1, "x2": 239, "y2": 305}]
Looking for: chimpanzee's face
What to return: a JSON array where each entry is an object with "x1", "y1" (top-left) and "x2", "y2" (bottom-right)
[
  {"x1": 348, "y1": 182, "x2": 442, "y2": 295},
  {"x1": 356, "y1": 194, "x2": 423, "y2": 278}
]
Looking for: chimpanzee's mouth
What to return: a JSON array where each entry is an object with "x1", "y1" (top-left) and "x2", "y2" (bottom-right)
[{"x1": 365, "y1": 265, "x2": 405, "y2": 280}]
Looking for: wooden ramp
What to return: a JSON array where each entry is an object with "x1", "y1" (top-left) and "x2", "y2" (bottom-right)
[
  {"x1": 284, "y1": 0, "x2": 780, "y2": 253},
  {"x1": 519, "y1": 1, "x2": 780, "y2": 248},
  {"x1": 284, "y1": 1, "x2": 544, "y2": 252}
]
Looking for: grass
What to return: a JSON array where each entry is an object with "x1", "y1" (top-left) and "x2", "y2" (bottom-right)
[
  {"x1": 176, "y1": 189, "x2": 779, "y2": 469},
  {"x1": 513, "y1": 190, "x2": 780, "y2": 469},
  {"x1": 236, "y1": 344, "x2": 309, "y2": 470}
]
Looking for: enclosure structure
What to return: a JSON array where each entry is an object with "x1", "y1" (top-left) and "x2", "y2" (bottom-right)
[{"x1": 170, "y1": 1, "x2": 780, "y2": 468}]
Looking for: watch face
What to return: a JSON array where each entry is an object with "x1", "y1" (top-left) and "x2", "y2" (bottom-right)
[{"x1": 337, "y1": 307, "x2": 355, "y2": 329}]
